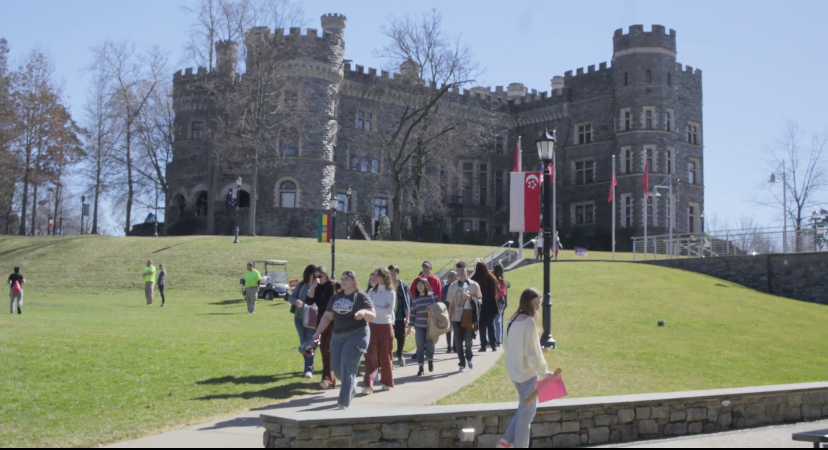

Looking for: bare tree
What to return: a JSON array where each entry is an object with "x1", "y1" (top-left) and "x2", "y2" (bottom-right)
[
  {"x1": 133, "y1": 81, "x2": 174, "y2": 220},
  {"x1": 368, "y1": 9, "x2": 493, "y2": 240},
  {"x1": 763, "y1": 122, "x2": 827, "y2": 251},
  {"x1": 89, "y1": 41, "x2": 166, "y2": 235},
  {"x1": 0, "y1": 38, "x2": 19, "y2": 234}
]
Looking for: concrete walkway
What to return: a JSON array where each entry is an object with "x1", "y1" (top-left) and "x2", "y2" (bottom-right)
[
  {"x1": 107, "y1": 334, "x2": 502, "y2": 448},
  {"x1": 598, "y1": 419, "x2": 828, "y2": 449}
]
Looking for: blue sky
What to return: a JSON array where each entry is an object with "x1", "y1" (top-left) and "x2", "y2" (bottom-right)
[{"x1": 2, "y1": 0, "x2": 827, "y2": 231}]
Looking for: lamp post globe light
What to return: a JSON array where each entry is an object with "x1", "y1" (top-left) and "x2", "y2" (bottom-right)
[
  {"x1": 535, "y1": 130, "x2": 557, "y2": 350},
  {"x1": 330, "y1": 193, "x2": 339, "y2": 277},
  {"x1": 345, "y1": 187, "x2": 352, "y2": 240},
  {"x1": 233, "y1": 176, "x2": 242, "y2": 244}
]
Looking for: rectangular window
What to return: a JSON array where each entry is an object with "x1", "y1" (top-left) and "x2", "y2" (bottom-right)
[
  {"x1": 350, "y1": 152, "x2": 360, "y2": 171},
  {"x1": 689, "y1": 205, "x2": 696, "y2": 233},
  {"x1": 575, "y1": 160, "x2": 595, "y2": 185},
  {"x1": 622, "y1": 194, "x2": 633, "y2": 228},
  {"x1": 373, "y1": 198, "x2": 388, "y2": 221},
  {"x1": 687, "y1": 123, "x2": 700, "y2": 145},
  {"x1": 191, "y1": 121, "x2": 203, "y2": 139},
  {"x1": 573, "y1": 203, "x2": 595, "y2": 225},
  {"x1": 666, "y1": 148, "x2": 675, "y2": 175},
  {"x1": 578, "y1": 123, "x2": 592, "y2": 144},
  {"x1": 666, "y1": 111, "x2": 672, "y2": 132},
  {"x1": 645, "y1": 110, "x2": 653, "y2": 130},
  {"x1": 495, "y1": 135, "x2": 504, "y2": 154},
  {"x1": 463, "y1": 221, "x2": 473, "y2": 232},
  {"x1": 284, "y1": 90, "x2": 298, "y2": 110},
  {"x1": 370, "y1": 152, "x2": 379, "y2": 174},
  {"x1": 479, "y1": 163, "x2": 489, "y2": 206},
  {"x1": 647, "y1": 197, "x2": 655, "y2": 227},
  {"x1": 625, "y1": 111, "x2": 631, "y2": 131},
  {"x1": 462, "y1": 162, "x2": 474, "y2": 204},
  {"x1": 357, "y1": 111, "x2": 372, "y2": 131},
  {"x1": 495, "y1": 170, "x2": 505, "y2": 209},
  {"x1": 623, "y1": 147, "x2": 632, "y2": 174},
  {"x1": 336, "y1": 193, "x2": 349, "y2": 212},
  {"x1": 688, "y1": 159, "x2": 699, "y2": 185},
  {"x1": 646, "y1": 148, "x2": 655, "y2": 173}
]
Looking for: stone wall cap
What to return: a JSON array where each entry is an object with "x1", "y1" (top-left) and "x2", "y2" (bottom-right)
[{"x1": 261, "y1": 382, "x2": 828, "y2": 426}]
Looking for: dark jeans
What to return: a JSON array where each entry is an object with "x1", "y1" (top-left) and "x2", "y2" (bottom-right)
[
  {"x1": 393, "y1": 320, "x2": 407, "y2": 358},
  {"x1": 159, "y1": 285, "x2": 166, "y2": 304},
  {"x1": 480, "y1": 315, "x2": 498, "y2": 350},
  {"x1": 453, "y1": 322, "x2": 474, "y2": 368},
  {"x1": 294, "y1": 315, "x2": 316, "y2": 374}
]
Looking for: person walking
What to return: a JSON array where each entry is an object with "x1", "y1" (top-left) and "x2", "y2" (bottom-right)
[
  {"x1": 410, "y1": 261, "x2": 442, "y2": 301},
  {"x1": 472, "y1": 262, "x2": 500, "y2": 352},
  {"x1": 313, "y1": 270, "x2": 375, "y2": 410},
  {"x1": 447, "y1": 261, "x2": 481, "y2": 372},
  {"x1": 534, "y1": 235, "x2": 544, "y2": 260},
  {"x1": 143, "y1": 261, "x2": 156, "y2": 305},
  {"x1": 363, "y1": 268, "x2": 396, "y2": 394},
  {"x1": 408, "y1": 279, "x2": 438, "y2": 376},
  {"x1": 441, "y1": 271, "x2": 457, "y2": 353},
  {"x1": 306, "y1": 266, "x2": 336, "y2": 388},
  {"x1": 243, "y1": 262, "x2": 261, "y2": 314},
  {"x1": 497, "y1": 288, "x2": 560, "y2": 449},
  {"x1": 493, "y1": 264, "x2": 511, "y2": 347},
  {"x1": 8, "y1": 267, "x2": 24, "y2": 315},
  {"x1": 290, "y1": 265, "x2": 317, "y2": 379},
  {"x1": 157, "y1": 264, "x2": 167, "y2": 307},
  {"x1": 387, "y1": 265, "x2": 411, "y2": 367}
]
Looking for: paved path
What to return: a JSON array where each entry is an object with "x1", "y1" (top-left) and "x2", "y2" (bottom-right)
[
  {"x1": 107, "y1": 335, "x2": 502, "y2": 448},
  {"x1": 598, "y1": 419, "x2": 828, "y2": 449}
]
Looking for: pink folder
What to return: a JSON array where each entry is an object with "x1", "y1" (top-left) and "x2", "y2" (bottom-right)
[{"x1": 537, "y1": 375, "x2": 568, "y2": 403}]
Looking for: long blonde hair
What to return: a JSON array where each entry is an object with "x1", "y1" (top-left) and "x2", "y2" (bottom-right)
[{"x1": 507, "y1": 288, "x2": 541, "y2": 336}]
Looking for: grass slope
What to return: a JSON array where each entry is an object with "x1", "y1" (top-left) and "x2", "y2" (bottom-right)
[
  {"x1": 439, "y1": 262, "x2": 828, "y2": 405},
  {"x1": 0, "y1": 236, "x2": 493, "y2": 448}
]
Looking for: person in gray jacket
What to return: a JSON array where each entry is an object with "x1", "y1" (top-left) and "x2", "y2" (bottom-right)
[
  {"x1": 290, "y1": 264, "x2": 317, "y2": 378},
  {"x1": 447, "y1": 261, "x2": 482, "y2": 373}
]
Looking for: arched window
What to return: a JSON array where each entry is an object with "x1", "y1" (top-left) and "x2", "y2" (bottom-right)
[
  {"x1": 279, "y1": 181, "x2": 297, "y2": 208},
  {"x1": 645, "y1": 70, "x2": 652, "y2": 83},
  {"x1": 195, "y1": 191, "x2": 208, "y2": 217},
  {"x1": 624, "y1": 72, "x2": 628, "y2": 86},
  {"x1": 174, "y1": 194, "x2": 186, "y2": 215},
  {"x1": 280, "y1": 130, "x2": 298, "y2": 157}
]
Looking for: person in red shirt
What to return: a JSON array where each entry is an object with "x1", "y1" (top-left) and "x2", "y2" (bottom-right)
[{"x1": 410, "y1": 261, "x2": 442, "y2": 302}]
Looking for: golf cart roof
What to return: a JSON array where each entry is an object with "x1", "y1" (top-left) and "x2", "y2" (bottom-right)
[{"x1": 252, "y1": 260, "x2": 288, "y2": 265}]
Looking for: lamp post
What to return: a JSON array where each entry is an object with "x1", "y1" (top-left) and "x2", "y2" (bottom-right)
[
  {"x1": 330, "y1": 193, "x2": 339, "y2": 277},
  {"x1": 535, "y1": 130, "x2": 557, "y2": 350},
  {"x1": 650, "y1": 177, "x2": 674, "y2": 258},
  {"x1": 768, "y1": 161, "x2": 788, "y2": 253},
  {"x1": 813, "y1": 211, "x2": 820, "y2": 252},
  {"x1": 345, "y1": 187, "x2": 352, "y2": 240},
  {"x1": 81, "y1": 195, "x2": 86, "y2": 235},
  {"x1": 233, "y1": 176, "x2": 241, "y2": 244},
  {"x1": 154, "y1": 183, "x2": 160, "y2": 237}
]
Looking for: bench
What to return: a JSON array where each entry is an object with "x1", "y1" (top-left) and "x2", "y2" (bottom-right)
[{"x1": 793, "y1": 429, "x2": 828, "y2": 448}]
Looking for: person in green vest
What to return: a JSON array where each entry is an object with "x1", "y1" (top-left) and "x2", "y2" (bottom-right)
[
  {"x1": 244, "y1": 262, "x2": 262, "y2": 314},
  {"x1": 142, "y1": 261, "x2": 156, "y2": 305}
]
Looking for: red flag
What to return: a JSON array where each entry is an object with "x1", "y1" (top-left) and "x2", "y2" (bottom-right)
[
  {"x1": 608, "y1": 173, "x2": 617, "y2": 203},
  {"x1": 513, "y1": 138, "x2": 522, "y2": 172},
  {"x1": 644, "y1": 162, "x2": 650, "y2": 199},
  {"x1": 549, "y1": 162, "x2": 554, "y2": 183}
]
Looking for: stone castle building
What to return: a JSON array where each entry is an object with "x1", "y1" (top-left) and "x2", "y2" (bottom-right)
[{"x1": 166, "y1": 14, "x2": 704, "y2": 248}]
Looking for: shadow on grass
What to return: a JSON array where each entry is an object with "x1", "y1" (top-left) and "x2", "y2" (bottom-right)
[
  {"x1": 197, "y1": 313, "x2": 244, "y2": 316},
  {"x1": 151, "y1": 242, "x2": 189, "y2": 254},
  {"x1": 0, "y1": 237, "x2": 83, "y2": 259},
  {"x1": 209, "y1": 299, "x2": 244, "y2": 305},
  {"x1": 197, "y1": 374, "x2": 298, "y2": 385},
  {"x1": 193, "y1": 382, "x2": 315, "y2": 402}
]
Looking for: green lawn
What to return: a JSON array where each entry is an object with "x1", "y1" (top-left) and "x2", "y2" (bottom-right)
[
  {"x1": 0, "y1": 236, "x2": 493, "y2": 448},
  {"x1": 440, "y1": 262, "x2": 828, "y2": 405}
]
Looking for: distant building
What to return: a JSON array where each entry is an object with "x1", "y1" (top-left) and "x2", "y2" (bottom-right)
[{"x1": 166, "y1": 15, "x2": 704, "y2": 248}]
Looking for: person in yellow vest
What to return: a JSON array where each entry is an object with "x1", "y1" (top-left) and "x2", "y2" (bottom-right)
[
  {"x1": 244, "y1": 262, "x2": 262, "y2": 314},
  {"x1": 143, "y1": 261, "x2": 156, "y2": 305}
]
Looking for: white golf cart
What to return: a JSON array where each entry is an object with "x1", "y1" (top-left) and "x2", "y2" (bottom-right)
[{"x1": 251, "y1": 260, "x2": 290, "y2": 301}]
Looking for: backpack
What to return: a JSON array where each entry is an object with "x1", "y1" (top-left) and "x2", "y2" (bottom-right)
[
  {"x1": 11, "y1": 281, "x2": 22, "y2": 294},
  {"x1": 427, "y1": 299, "x2": 451, "y2": 341}
]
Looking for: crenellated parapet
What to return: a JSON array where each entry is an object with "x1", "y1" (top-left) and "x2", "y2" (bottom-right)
[{"x1": 613, "y1": 24, "x2": 677, "y2": 56}]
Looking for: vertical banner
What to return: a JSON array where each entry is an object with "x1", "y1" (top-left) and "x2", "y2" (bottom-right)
[
  {"x1": 317, "y1": 214, "x2": 331, "y2": 243},
  {"x1": 509, "y1": 172, "x2": 542, "y2": 233}
]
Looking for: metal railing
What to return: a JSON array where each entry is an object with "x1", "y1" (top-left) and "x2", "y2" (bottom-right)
[{"x1": 632, "y1": 226, "x2": 827, "y2": 260}]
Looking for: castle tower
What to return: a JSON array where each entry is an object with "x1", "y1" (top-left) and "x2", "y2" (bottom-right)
[
  {"x1": 611, "y1": 25, "x2": 698, "y2": 234},
  {"x1": 215, "y1": 40, "x2": 238, "y2": 75}
]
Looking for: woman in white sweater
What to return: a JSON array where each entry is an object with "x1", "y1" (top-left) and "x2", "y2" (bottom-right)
[
  {"x1": 362, "y1": 267, "x2": 397, "y2": 394},
  {"x1": 497, "y1": 288, "x2": 561, "y2": 449}
]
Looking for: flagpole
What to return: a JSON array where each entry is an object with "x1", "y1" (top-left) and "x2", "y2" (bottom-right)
[
  {"x1": 517, "y1": 136, "x2": 524, "y2": 260},
  {"x1": 643, "y1": 151, "x2": 648, "y2": 261},
  {"x1": 612, "y1": 155, "x2": 616, "y2": 261},
  {"x1": 552, "y1": 152, "x2": 557, "y2": 262}
]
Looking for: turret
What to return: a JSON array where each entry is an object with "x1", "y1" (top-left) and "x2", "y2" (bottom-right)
[
  {"x1": 321, "y1": 13, "x2": 346, "y2": 39},
  {"x1": 613, "y1": 24, "x2": 676, "y2": 59},
  {"x1": 215, "y1": 40, "x2": 238, "y2": 76}
]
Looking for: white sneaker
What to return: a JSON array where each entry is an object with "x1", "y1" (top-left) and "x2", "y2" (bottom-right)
[
  {"x1": 468, "y1": 361, "x2": 474, "y2": 370},
  {"x1": 303, "y1": 372, "x2": 313, "y2": 379},
  {"x1": 338, "y1": 405, "x2": 348, "y2": 411},
  {"x1": 362, "y1": 387, "x2": 373, "y2": 396},
  {"x1": 379, "y1": 384, "x2": 391, "y2": 392},
  {"x1": 458, "y1": 366, "x2": 468, "y2": 373},
  {"x1": 320, "y1": 380, "x2": 331, "y2": 390}
]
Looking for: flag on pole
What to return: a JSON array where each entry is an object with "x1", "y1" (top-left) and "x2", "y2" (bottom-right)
[
  {"x1": 317, "y1": 214, "x2": 332, "y2": 243},
  {"x1": 539, "y1": 162, "x2": 555, "y2": 183},
  {"x1": 509, "y1": 172, "x2": 542, "y2": 232},
  {"x1": 608, "y1": 172, "x2": 617, "y2": 203},
  {"x1": 643, "y1": 161, "x2": 650, "y2": 199},
  {"x1": 513, "y1": 137, "x2": 522, "y2": 172}
]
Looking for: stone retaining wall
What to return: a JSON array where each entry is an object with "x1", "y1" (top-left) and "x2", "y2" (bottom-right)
[
  {"x1": 644, "y1": 252, "x2": 828, "y2": 305},
  {"x1": 262, "y1": 383, "x2": 828, "y2": 448}
]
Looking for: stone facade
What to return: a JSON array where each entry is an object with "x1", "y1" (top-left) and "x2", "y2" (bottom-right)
[
  {"x1": 645, "y1": 252, "x2": 828, "y2": 305},
  {"x1": 166, "y1": 16, "x2": 704, "y2": 247},
  {"x1": 262, "y1": 383, "x2": 828, "y2": 448}
]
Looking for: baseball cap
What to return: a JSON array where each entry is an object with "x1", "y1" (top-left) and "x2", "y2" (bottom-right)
[{"x1": 422, "y1": 261, "x2": 433, "y2": 269}]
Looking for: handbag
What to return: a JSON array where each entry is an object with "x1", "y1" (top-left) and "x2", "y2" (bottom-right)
[
  {"x1": 461, "y1": 308, "x2": 475, "y2": 331},
  {"x1": 302, "y1": 304, "x2": 318, "y2": 329}
]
